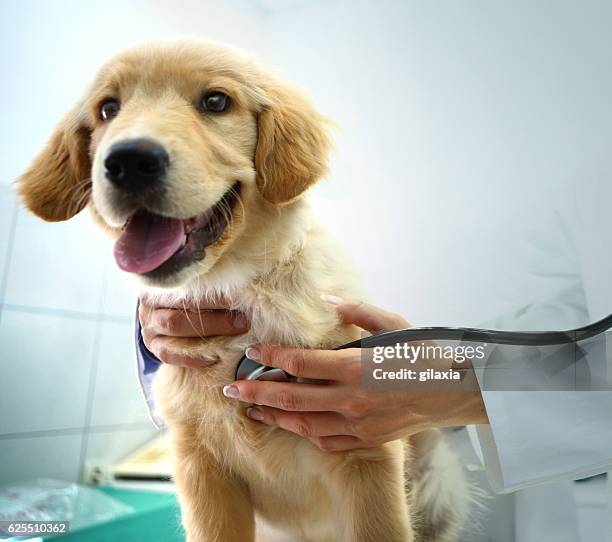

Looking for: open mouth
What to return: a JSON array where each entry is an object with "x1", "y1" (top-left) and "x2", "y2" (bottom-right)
[{"x1": 114, "y1": 182, "x2": 241, "y2": 277}]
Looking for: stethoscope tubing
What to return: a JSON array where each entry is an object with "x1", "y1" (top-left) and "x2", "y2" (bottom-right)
[
  {"x1": 336, "y1": 312, "x2": 612, "y2": 350},
  {"x1": 235, "y1": 313, "x2": 612, "y2": 381}
]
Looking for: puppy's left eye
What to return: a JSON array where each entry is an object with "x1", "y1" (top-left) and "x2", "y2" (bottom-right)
[
  {"x1": 99, "y1": 99, "x2": 120, "y2": 121},
  {"x1": 201, "y1": 92, "x2": 230, "y2": 113}
]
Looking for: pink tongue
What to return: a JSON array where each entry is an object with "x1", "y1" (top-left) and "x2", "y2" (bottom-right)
[{"x1": 114, "y1": 211, "x2": 185, "y2": 274}]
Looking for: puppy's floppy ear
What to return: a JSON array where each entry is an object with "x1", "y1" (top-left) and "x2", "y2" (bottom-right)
[
  {"x1": 255, "y1": 81, "x2": 331, "y2": 204},
  {"x1": 18, "y1": 105, "x2": 92, "y2": 222}
]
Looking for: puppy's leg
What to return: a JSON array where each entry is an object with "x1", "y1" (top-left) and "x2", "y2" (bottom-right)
[
  {"x1": 171, "y1": 421, "x2": 255, "y2": 542},
  {"x1": 323, "y1": 440, "x2": 414, "y2": 542}
]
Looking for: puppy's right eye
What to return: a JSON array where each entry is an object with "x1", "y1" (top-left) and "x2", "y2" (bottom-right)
[
  {"x1": 99, "y1": 99, "x2": 120, "y2": 121},
  {"x1": 200, "y1": 92, "x2": 231, "y2": 113}
]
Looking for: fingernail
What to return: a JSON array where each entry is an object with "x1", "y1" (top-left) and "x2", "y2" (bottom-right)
[
  {"x1": 222, "y1": 385, "x2": 240, "y2": 399},
  {"x1": 233, "y1": 313, "x2": 248, "y2": 329},
  {"x1": 246, "y1": 407, "x2": 264, "y2": 421},
  {"x1": 201, "y1": 355, "x2": 220, "y2": 367},
  {"x1": 245, "y1": 346, "x2": 261, "y2": 361},
  {"x1": 320, "y1": 294, "x2": 343, "y2": 305}
]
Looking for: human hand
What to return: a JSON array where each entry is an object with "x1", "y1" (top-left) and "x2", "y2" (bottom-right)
[
  {"x1": 222, "y1": 297, "x2": 488, "y2": 451},
  {"x1": 139, "y1": 295, "x2": 250, "y2": 368}
]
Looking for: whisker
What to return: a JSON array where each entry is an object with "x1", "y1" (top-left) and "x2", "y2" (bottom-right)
[
  {"x1": 181, "y1": 296, "x2": 208, "y2": 343},
  {"x1": 195, "y1": 275, "x2": 208, "y2": 342}
]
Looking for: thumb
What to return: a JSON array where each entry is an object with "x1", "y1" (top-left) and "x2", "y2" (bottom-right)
[{"x1": 320, "y1": 295, "x2": 411, "y2": 334}]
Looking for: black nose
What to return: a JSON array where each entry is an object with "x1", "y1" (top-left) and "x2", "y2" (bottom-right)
[{"x1": 104, "y1": 138, "x2": 169, "y2": 192}]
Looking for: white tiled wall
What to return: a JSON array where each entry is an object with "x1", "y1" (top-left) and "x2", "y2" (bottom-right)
[
  {"x1": 0, "y1": 311, "x2": 97, "y2": 434},
  {"x1": 4, "y1": 210, "x2": 108, "y2": 314},
  {"x1": 90, "y1": 321, "x2": 152, "y2": 427},
  {"x1": 0, "y1": 184, "x2": 158, "y2": 485},
  {"x1": 0, "y1": 434, "x2": 83, "y2": 485},
  {"x1": 0, "y1": 188, "x2": 16, "y2": 292},
  {"x1": 84, "y1": 428, "x2": 159, "y2": 465}
]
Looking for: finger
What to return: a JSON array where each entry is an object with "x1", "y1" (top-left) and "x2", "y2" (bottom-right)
[
  {"x1": 138, "y1": 298, "x2": 154, "y2": 329},
  {"x1": 148, "y1": 337, "x2": 220, "y2": 368},
  {"x1": 149, "y1": 308, "x2": 249, "y2": 338},
  {"x1": 140, "y1": 304, "x2": 161, "y2": 352},
  {"x1": 246, "y1": 407, "x2": 352, "y2": 437},
  {"x1": 310, "y1": 435, "x2": 376, "y2": 452},
  {"x1": 139, "y1": 292, "x2": 233, "y2": 311},
  {"x1": 223, "y1": 381, "x2": 344, "y2": 412},
  {"x1": 245, "y1": 345, "x2": 360, "y2": 382},
  {"x1": 141, "y1": 323, "x2": 157, "y2": 352},
  {"x1": 322, "y1": 296, "x2": 410, "y2": 333}
]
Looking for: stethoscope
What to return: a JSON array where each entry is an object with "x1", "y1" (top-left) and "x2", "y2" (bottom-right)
[{"x1": 235, "y1": 312, "x2": 612, "y2": 382}]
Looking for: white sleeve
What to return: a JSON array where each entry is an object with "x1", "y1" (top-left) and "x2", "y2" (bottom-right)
[
  {"x1": 471, "y1": 195, "x2": 612, "y2": 493},
  {"x1": 474, "y1": 391, "x2": 612, "y2": 493}
]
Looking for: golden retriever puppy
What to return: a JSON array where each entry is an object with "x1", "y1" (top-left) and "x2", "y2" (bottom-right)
[{"x1": 19, "y1": 38, "x2": 468, "y2": 541}]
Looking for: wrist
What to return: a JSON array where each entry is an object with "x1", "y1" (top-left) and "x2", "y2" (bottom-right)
[{"x1": 447, "y1": 389, "x2": 489, "y2": 427}]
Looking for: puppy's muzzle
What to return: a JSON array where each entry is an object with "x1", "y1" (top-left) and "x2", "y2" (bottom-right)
[{"x1": 104, "y1": 138, "x2": 169, "y2": 194}]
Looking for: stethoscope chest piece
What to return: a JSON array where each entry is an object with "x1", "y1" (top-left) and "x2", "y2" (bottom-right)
[{"x1": 235, "y1": 354, "x2": 294, "y2": 382}]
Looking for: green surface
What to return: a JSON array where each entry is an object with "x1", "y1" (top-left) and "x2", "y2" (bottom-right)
[{"x1": 48, "y1": 486, "x2": 184, "y2": 542}]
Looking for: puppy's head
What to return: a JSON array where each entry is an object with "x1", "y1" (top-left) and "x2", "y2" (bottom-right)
[{"x1": 19, "y1": 39, "x2": 330, "y2": 287}]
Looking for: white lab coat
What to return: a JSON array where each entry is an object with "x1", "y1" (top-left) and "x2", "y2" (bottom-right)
[{"x1": 470, "y1": 178, "x2": 612, "y2": 541}]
